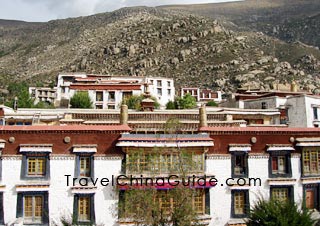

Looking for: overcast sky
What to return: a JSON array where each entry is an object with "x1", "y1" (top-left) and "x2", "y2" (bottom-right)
[{"x1": 0, "y1": 0, "x2": 237, "y2": 22}]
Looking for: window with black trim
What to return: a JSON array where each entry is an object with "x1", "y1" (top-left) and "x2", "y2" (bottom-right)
[
  {"x1": 231, "y1": 190, "x2": 249, "y2": 218},
  {"x1": 75, "y1": 154, "x2": 94, "y2": 178},
  {"x1": 16, "y1": 191, "x2": 49, "y2": 225},
  {"x1": 0, "y1": 192, "x2": 4, "y2": 225},
  {"x1": 73, "y1": 194, "x2": 95, "y2": 225},
  {"x1": 270, "y1": 186, "x2": 293, "y2": 202},
  {"x1": 95, "y1": 91, "x2": 103, "y2": 102},
  {"x1": 304, "y1": 184, "x2": 320, "y2": 210},
  {"x1": 118, "y1": 188, "x2": 210, "y2": 219},
  {"x1": 21, "y1": 154, "x2": 50, "y2": 180},
  {"x1": 302, "y1": 148, "x2": 320, "y2": 176},
  {"x1": 231, "y1": 152, "x2": 248, "y2": 178},
  {"x1": 0, "y1": 156, "x2": 2, "y2": 181},
  {"x1": 269, "y1": 151, "x2": 292, "y2": 177}
]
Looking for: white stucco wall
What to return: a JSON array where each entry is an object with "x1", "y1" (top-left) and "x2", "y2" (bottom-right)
[
  {"x1": 0, "y1": 151, "x2": 306, "y2": 226},
  {"x1": 286, "y1": 96, "x2": 307, "y2": 127},
  {"x1": 1, "y1": 155, "x2": 122, "y2": 225},
  {"x1": 205, "y1": 153, "x2": 303, "y2": 226}
]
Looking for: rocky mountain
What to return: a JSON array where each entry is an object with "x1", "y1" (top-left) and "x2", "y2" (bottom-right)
[
  {"x1": 161, "y1": 0, "x2": 320, "y2": 49},
  {"x1": 0, "y1": 3, "x2": 320, "y2": 97}
]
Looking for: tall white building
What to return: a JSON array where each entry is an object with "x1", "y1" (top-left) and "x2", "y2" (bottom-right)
[{"x1": 56, "y1": 73, "x2": 175, "y2": 109}]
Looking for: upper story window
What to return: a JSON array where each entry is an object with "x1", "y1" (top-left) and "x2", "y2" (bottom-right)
[
  {"x1": 108, "y1": 91, "x2": 115, "y2": 102},
  {"x1": 313, "y1": 107, "x2": 318, "y2": 120},
  {"x1": 123, "y1": 91, "x2": 132, "y2": 101},
  {"x1": 168, "y1": 89, "x2": 171, "y2": 95},
  {"x1": 229, "y1": 145, "x2": 251, "y2": 178},
  {"x1": 96, "y1": 91, "x2": 103, "y2": 101},
  {"x1": 80, "y1": 156, "x2": 91, "y2": 177},
  {"x1": 20, "y1": 144, "x2": 52, "y2": 180},
  {"x1": 28, "y1": 157, "x2": 46, "y2": 176},
  {"x1": 126, "y1": 149, "x2": 204, "y2": 175},
  {"x1": 73, "y1": 145, "x2": 96, "y2": 179},
  {"x1": 261, "y1": 102, "x2": 267, "y2": 109},
  {"x1": 267, "y1": 145, "x2": 293, "y2": 178},
  {"x1": 157, "y1": 80, "x2": 162, "y2": 87},
  {"x1": 302, "y1": 148, "x2": 320, "y2": 176},
  {"x1": 157, "y1": 88, "x2": 162, "y2": 96},
  {"x1": 167, "y1": 81, "x2": 171, "y2": 87}
]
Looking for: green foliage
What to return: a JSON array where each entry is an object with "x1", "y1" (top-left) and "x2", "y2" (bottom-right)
[
  {"x1": 164, "y1": 118, "x2": 182, "y2": 134},
  {"x1": 120, "y1": 187, "x2": 199, "y2": 226},
  {"x1": 165, "y1": 100, "x2": 177, "y2": 109},
  {"x1": 33, "y1": 101, "x2": 55, "y2": 109},
  {"x1": 206, "y1": 100, "x2": 218, "y2": 107},
  {"x1": 176, "y1": 93, "x2": 197, "y2": 109},
  {"x1": 5, "y1": 82, "x2": 33, "y2": 108},
  {"x1": 4, "y1": 81, "x2": 55, "y2": 109},
  {"x1": 165, "y1": 94, "x2": 197, "y2": 110},
  {"x1": 122, "y1": 94, "x2": 160, "y2": 110},
  {"x1": 70, "y1": 91, "x2": 93, "y2": 109},
  {"x1": 247, "y1": 199, "x2": 316, "y2": 226}
]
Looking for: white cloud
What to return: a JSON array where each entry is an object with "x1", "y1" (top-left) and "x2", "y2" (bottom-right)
[{"x1": 0, "y1": 0, "x2": 237, "y2": 22}]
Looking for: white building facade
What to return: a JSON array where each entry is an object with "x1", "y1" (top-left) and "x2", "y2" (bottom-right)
[
  {"x1": 243, "y1": 94, "x2": 320, "y2": 127},
  {"x1": 1, "y1": 124, "x2": 320, "y2": 226},
  {"x1": 53, "y1": 73, "x2": 175, "y2": 109}
]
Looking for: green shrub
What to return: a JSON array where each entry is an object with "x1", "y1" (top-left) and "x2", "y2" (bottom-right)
[{"x1": 247, "y1": 199, "x2": 316, "y2": 226}]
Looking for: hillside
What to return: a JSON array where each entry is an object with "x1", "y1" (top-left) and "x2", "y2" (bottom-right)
[
  {"x1": 0, "y1": 5, "x2": 320, "y2": 97},
  {"x1": 160, "y1": 0, "x2": 320, "y2": 48}
]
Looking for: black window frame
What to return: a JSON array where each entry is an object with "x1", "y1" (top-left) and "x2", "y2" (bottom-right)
[
  {"x1": 21, "y1": 153, "x2": 50, "y2": 180},
  {"x1": 270, "y1": 185, "x2": 294, "y2": 202},
  {"x1": 268, "y1": 150, "x2": 292, "y2": 178},
  {"x1": 303, "y1": 183, "x2": 320, "y2": 211},
  {"x1": 73, "y1": 194, "x2": 95, "y2": 225},
  {"x1": 231, "y1": 152, "x2": 248, "y2": 178},
  {"x1": 16, "y1": 191, "x2": 49, "y2": 225},
  {"x1": 0, "y1": 156, "x2": 2, "y2": 181},
  {"x1": 95, "y1": 91, "x2": 103, "y2": 102},
  {"x1": 313, "y1": 107, "x2": 318, "y2": 120},
  {"x1": 0, "y1": 192, "x2": 4, "y2": 225},
  {"x1": 75, "y1": 154, "x2": 94, "y2": 179},
  {"x1": 301, "y1": 148, "x2": 320, "y2": 177},
  {"x1": 231, "y1": 190, "x2": 249, "y2": 218}
]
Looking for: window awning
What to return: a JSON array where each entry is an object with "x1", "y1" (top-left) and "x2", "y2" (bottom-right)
[
  {"x1": 19, "y1": 144, "x2": 53, "y2": 153},
  {"x1": 267, "y1": 144, "x2": 295, "y2": 151},
  {"x1": 296, "y1": 138, "x2": 320, "y2": 147},
  {"x1": 116, "y1": 141, "x2": 214, "y2": 148},
  {"x1": 229, "y1": 144, "x2": 251, "y2": 152},
  {"x1": 73, "y1": 144, "x2": 97, "y2": 153},
  {"x1": 296, "y1": 142, "x2": 320, "y2": 147},
  {"x1": 116, "y1": 134, "x2": 214, "y2": 148},
  {"x1": 0, "y1": 139, "x2": 6, "y2": 149}
]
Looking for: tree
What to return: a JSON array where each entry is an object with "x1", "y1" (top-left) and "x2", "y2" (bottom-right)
[
  {"x1": 165, "y1": 94, "x2": 197, "y2": 110},
  {"x1": 70, "y1": 91, "x2": 93, "y2": 109},
  {"x1": 165, "y1": 100, "x2": 177, "y2": 110},
  {"x1": 5, "y1": 81, "x2": 34, "y2": 108},
  {"x1": 247, "y1": 199, "x2": 316, "y2": 226},
  {"x1": 118, "y1": 119, "x2": 203, "y2": 226},
  {"x1": 206, "y1": 100, "x2": 218, "y2": 107}
]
